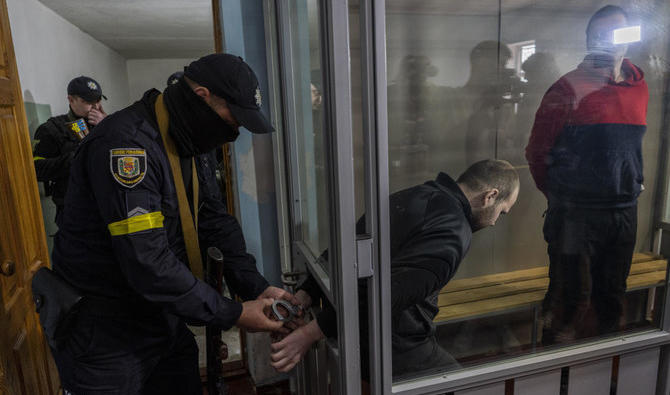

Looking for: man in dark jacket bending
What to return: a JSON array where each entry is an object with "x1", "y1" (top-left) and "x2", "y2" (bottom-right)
[{"x1": 270, "y1": 159, "x2": 520, "y2": 378}]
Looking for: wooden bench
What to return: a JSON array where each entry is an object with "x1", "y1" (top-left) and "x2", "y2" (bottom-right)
[{"x1": 435, "y1": 252, "x2": 667, "y2": 325}]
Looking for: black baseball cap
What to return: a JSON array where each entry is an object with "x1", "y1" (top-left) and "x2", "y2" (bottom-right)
[
  {"x1": 67, "y1": 76, "x2": 106, "y2": 102},
  {"x1": 167, "y1": 71, "x2": 184, "y2": 86},
  {"x1": 184, "y1": 53, "x2": 274, "y2": 134}
]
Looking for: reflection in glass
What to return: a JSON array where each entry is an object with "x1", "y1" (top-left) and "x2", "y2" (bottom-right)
[
  {"x1": 288, "y1": 0, "x2": 330, "y2": 263},
  {"x1": 387, "y1": 55, "x2": 439, "y2": 191},
  {"x1": 385, "y1": 0, "x2": 670, "y2": 382}
]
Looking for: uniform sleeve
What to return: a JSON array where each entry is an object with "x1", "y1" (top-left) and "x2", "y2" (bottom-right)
[
  {"x1": 85, "y1": 138, "x2": 243, "y2": 329},
  {"x1": 33, "y1": 124, "x2": 73, "y2": 182},
  {"x1": 525, "y1": 82, "x2": 572, "y2": 194},
  {"x1": 197, "y1": 152, "x2": 269, "y2": 301}
]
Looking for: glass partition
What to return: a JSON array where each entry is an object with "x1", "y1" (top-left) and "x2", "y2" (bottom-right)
[
  {"x1": 285, "y1": 0, "x2": 332, "y2": 278},
  {"x1": 276, "y1": 1, "x2": 367, "y2": 391},
  {"x1": 384, "y1": 0, "x2": 670, "y2": 383}
]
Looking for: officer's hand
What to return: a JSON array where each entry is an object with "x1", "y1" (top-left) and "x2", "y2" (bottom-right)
[
  {"x1": 270, "y1": 319, "x2": 325, "y2": 372},
  {"x1": 237, "y1": 298, "x2": 285, "y2": 333},
  {"x1": 88, "y1": 108, "x2": 107, "y2": 126},
  {"x1": 258, "y1": 286, "x2": 301, "y2": 308}
]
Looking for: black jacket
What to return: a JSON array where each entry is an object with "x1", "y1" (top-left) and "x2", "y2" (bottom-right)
[
  {"x1": 53, "y1": 90, "x2": 268, "y2": 334},
  {"x1": 300, "y1": 172, "x2": 473, "y2": 354},
  {"x1": 33, "y1": 111, "x2": 90, "y2": 207}
]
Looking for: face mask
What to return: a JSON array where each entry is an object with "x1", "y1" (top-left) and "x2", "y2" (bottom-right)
[
  {"x1": 589, "y1": 40, "x2": 617, "y2": 56},
  {"x1": 163, "y1": 79, "x2": 240, "y2": 156},
  {"x1": 189, "y1": 104, "x2": 240, "y2": 154}
]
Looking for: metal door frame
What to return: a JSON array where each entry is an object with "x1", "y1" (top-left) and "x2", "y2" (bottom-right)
[
  {"x1": 268, "y1": 0, "x2": 364, "y2": 393},
  {"x1": 322, "y1": 1, "x2": 362, "y2": 392}
]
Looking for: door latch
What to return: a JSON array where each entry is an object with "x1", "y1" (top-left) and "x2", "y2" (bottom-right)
[{"x1": 356, "y1": 238, "x2": 373, "y2": 278}]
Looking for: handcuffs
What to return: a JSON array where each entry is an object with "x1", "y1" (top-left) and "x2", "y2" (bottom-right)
[{"x1": 271, "y1": 299, "x2": 303, "y2": 323}]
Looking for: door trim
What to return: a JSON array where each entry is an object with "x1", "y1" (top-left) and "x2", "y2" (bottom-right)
[
  {"x1": 323, "y1": 1, "x2": 361, "y2": 393},
  {"x1": 392, "y1": 331, "x2": 670, "y2": 395}
]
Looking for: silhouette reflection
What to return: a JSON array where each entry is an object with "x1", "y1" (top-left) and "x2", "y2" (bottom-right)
[{"x1": 387, "y1": 55, "x2": 441, "y2": 191}]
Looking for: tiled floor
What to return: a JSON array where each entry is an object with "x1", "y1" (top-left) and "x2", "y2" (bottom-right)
[
  {"x1": 194, "y1": 325, "x2": 291, "y2": 395},
  {"x1": 204, "y1": 376, "x2": 291, "y2": 395}
]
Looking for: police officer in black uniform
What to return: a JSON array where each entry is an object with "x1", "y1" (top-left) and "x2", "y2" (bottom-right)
[
  {"x1": 51, "y1": 54, "x2": 296, "y2": 394},
  {"x1": 33, "y1": 76, "x2": 108, "y2": 224}
]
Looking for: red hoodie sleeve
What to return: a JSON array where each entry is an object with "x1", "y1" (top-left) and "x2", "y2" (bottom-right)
[{"x1": 525, "y1": 81, "x2": 573, "y2": 194}]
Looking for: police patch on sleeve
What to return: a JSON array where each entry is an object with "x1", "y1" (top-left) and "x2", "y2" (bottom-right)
[{"x1": 110, "y1": 148, "x2": 147, "y2": 188}]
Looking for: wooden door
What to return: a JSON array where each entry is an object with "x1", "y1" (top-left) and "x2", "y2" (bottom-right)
[{"x1": 0, "y1": 0, "x2": 59, "y2": 393}]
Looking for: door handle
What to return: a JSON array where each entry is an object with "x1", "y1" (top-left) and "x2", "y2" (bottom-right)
[{"x1": 1, "y1": 261, "x2": 15, "y2": 276}]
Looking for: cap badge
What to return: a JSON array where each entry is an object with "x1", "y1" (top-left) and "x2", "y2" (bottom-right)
[
  {"x1": 254, "y1": 87, "x2": 262, "y2": 107},
  {"x1": 87, "y1": 81, "x2": 98, "y2": 90}
]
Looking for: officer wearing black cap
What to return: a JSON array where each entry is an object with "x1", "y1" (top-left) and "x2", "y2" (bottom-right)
[
  {"x1": 167, "y1": 70, "x2": 184, "y2": 86},
  {"x1": 49, "y1": 54, "x2": 296, "y2": 394},
  {"x1": 33, "y1": 76, "x2": 107, "y2": 224}
]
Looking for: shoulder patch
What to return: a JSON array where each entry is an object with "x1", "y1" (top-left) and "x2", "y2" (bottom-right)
[{"x1": 110, "y1": 148, "x2": 147, "y2": 188}]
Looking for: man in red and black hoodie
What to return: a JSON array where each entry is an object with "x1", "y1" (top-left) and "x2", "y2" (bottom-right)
[{"x1": 526, "y1": 5, "x2": 648, "y2": 343}]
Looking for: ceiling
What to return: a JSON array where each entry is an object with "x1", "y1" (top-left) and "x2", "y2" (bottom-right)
[
  {"x1": 384, "y1": 0, "x2": 603, "y2": 15},
  {"x1": 38, "y1": 0, "x2": 215, "y2": 59},
  {"x1": 39, "y1": 0, "x2": 630, "y2": 59}
]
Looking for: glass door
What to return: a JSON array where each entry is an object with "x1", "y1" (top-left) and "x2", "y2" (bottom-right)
[{"x1": 273, "y1": 1, "x2": 368, "y2": 393}]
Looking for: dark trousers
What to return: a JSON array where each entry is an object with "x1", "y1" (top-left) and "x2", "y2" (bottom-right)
[
  {"x1": 542, "y1": 205, "x2": 636, "y2": 343},
  {"x1": 53, "y1": 310, "x2": 202, "y2": 395}
]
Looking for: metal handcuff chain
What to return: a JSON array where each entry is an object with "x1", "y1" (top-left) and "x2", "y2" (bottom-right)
[{"x1": 271, "y1": 299, "x2": 303, "y2": 323}]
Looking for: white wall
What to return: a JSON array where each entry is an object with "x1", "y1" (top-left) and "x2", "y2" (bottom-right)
[
  {"x1": 126, "y1": 58, "x2": 195, "y2": 100},
  {"x1": 7, "y1": 0, "x2": 130, "y2": 116},
  {"x1": 6, "y1": 0, "x2": 131, "y2": 254}
]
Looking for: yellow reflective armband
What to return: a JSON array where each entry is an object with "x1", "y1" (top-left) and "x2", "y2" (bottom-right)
[{"x1": 107, "y1": 212, "x2": 164, "y2": 236}]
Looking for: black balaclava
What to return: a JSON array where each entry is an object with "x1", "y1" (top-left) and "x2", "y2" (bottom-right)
[{"x1": 162, "y1": 78, "x2": 239, "y2": 157}]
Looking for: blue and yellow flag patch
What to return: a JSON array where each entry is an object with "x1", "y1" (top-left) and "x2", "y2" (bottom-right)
[
  {"x1": 110, "y1": 148, "x2": 147, "y2": 188},
  {"x1": 66, "y1": 118, "x2": 89, "y2": 140}
]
